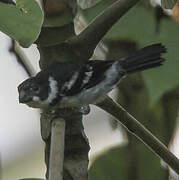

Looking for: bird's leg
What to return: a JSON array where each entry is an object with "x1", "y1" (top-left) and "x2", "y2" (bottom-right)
[
  {"x1": 50, "y1": 108, "x2": 74, "y2": 118},
  {"x1": 48, "y1": 105, "x2": 91, "y2": 120}
]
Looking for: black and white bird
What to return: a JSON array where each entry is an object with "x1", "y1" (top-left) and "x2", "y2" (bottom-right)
[{"x1": 18, "y1": 44, "x2": 166, "y2": 110}]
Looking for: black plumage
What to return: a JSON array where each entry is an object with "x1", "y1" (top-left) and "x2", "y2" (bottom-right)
[{"x1": 18, "y1": 43, "x2": 166, "y2": 109}]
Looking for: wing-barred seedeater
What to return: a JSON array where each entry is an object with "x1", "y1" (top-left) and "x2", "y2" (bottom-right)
[{"x1": 18, "y1": 44, "x2": 166, "y2": 112}]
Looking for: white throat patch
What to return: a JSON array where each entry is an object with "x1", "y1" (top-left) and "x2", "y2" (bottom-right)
[{"x1": 45, "y1": 76, "x2": 58, "y2": 104}]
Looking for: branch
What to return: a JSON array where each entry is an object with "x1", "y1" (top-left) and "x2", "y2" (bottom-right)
[
  {"x1": 96, "y1": 96, "x2": 179, "y2": 174},
  {"x1": 68, "y1": 0, "x2": 139, "y2": 59},
  {"x1": 40, "y1": 109, "x2": 89, "y2": 180},
  {"x1": 49, "y1": 117, "x2": 65, "y2": 180},
  {"x1": 38, "y1": 0, "x2": 140, "y2": 179},
  {"x1": 9, "y1": 40, "x2": 36, "y2": 77}
]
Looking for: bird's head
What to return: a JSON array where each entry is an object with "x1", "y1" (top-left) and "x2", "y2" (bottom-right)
[{"x1": 18, "y1": 75, "x2": 55, "y2": 108}]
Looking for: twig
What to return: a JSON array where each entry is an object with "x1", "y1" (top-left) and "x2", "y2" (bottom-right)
[
  {"x1": 96, "y1": 96, "x2": 179, "y2": 174},
  {"x1": 9, "y1": 40, "x2": 36, "y2": 77},
  {"x1": 49, "y1": 117, "x2": 66, "y2": 180},
  {"x1": 68, "y1": 0, "x2": 139, "y2": 59}
]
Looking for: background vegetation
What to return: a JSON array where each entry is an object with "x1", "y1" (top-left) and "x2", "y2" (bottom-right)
[{"x1": 1, "y1": 0, "x2": 179, "y2": 179}]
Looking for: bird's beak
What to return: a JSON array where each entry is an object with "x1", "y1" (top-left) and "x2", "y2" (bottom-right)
[{"x1": 19, "y1": 90, "x2": 31, "y2": 103}]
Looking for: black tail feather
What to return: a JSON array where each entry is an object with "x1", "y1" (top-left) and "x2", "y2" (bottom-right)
[{"x1": 119, "y1": 43, "x2": 166, "y2": 74}]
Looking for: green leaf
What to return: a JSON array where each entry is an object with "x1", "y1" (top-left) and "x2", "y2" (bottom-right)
[
  {"x1": 89, "y1": 145, "x2": 166, "y2": 180},
  {"x1": 83, "y1": 4, "x2": 179, "y2": 104},
  {"x1": 89, "y1": 146, "x2": 128, "y2": 180},
  {"x1": 104, "y1": 5, "x2": 179, "y2": 104},
  {"x1": 161, "y1": 0, "x2": 178, "y2": 9},
  {"x1": 0, "y1": 0, "x2": 43, "y2": 47}
]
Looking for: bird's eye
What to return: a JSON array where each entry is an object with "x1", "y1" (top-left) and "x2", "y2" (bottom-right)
[{"x1": 30, "y1": 86, "x2": 40, "y2": 92}]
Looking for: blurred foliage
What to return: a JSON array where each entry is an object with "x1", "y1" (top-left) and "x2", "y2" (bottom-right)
[
  {"x1": 89, "y1": 144, "x2": 166, "y2": 180},
  {"x1": 161, "y1": 0, "x2": 178, "y2": 9},
  {"x1": 0, "y1": 0, "x2": 43, "y2": 47},
  {"x1": 82, "y1": 2, "x2": 179, "y2": 105},
  {"x1": 2, "y1": 0, "x2": 179, "y2": 179},
  {"x1": 0, "y1": 0, "x2": 15, "y2": 4},
  {"x1": 82, "y1": 1, "x2": 179, "y2": 179}
]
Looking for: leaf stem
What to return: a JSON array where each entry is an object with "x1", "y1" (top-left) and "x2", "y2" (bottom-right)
[{"x1": 96, "y1": 96, "x2": 179, "y2": 174}]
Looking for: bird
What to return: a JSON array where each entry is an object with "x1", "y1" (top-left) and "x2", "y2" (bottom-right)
[{"x1": 18, "y1": 43, "x2": 166, "y2": 112}]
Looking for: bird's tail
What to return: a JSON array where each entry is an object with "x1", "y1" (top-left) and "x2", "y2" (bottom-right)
[{"x1": 119, "y1": 43, "x2": 166, "y2": 74}]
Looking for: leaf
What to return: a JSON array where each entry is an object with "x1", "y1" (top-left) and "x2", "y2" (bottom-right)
[
  {"x1": 0, "y1": 0, "x2": 43, "y2": 47},
  {"x1": 89, "y1": 146, "x2": 128, "y2": 180},
  {"x1": 89, "y1": 145, "x2": 166, "y2": 180},
  {"x1": 161, "y1": 0, "x2": 178, "y2": 9},
  {"x1": 82, "y1": 4, "x2": 179, "y2": 104}
]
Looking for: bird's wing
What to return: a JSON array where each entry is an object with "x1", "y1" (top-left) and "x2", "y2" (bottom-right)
[{"x1": 61, "y1": 60, "x2": 114, "y2": 96}]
